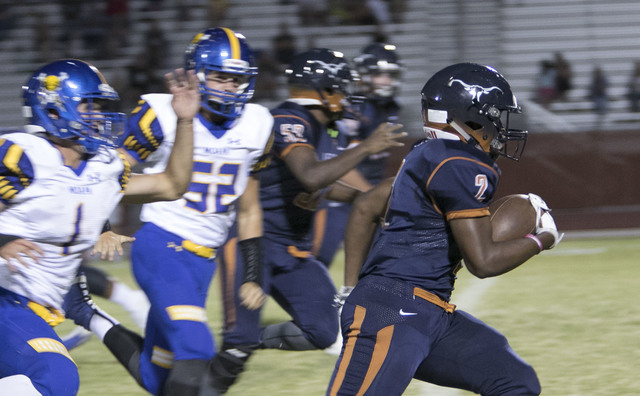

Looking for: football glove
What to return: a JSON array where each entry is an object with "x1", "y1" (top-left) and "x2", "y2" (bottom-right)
[
  {"x1": 333, "y1": 286, "x2": 354, "y2": 313},
  {"x1": 528, "y1": 193, "x2": 564, "y2": 249}
]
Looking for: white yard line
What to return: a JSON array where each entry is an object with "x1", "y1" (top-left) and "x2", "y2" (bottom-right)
[{"x1": 411, "y1": 276, "x2": 498, "y2": 396}]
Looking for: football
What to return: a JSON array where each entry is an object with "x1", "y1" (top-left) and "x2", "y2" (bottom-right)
[{"x1": 489, "y1": 194, "x2": 537, "y2": 241}]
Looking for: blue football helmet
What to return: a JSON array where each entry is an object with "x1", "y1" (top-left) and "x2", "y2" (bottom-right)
[
  {"x1": 22, "y1": 59, "x2": 126, "y2": 154},
  {"x1": 354, "y1": 43, "x2": 404, "y2": 100},
  {"x1": 185, "y1": 27, "x2": 257, "y2": 120},
  {"x1": 421, "y1": 63, "x2": 527, "y2": 161},
  {"x1": 285, "y1": 48, "x2": 361, "y2": 116}
]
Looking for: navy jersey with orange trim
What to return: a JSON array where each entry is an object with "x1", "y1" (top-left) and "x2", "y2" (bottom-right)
[
  {"x1": 360, "y1": 138, "x2": 500, "y2": 299},
  {"x1": 353, "y1": 98, "x2": 401, "y2": 184},
  {"x1": 259, "y1": 101, "x2": 343, "y2": 248}
]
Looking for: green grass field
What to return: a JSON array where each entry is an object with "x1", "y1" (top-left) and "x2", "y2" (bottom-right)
[{"x1": 58, "y1": 236, "x2": 640, "y2": 395}]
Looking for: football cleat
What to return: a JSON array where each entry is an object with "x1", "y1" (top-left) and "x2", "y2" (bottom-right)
[
  {"x1": 63, "y1": 272, "x2": 118, "y2": 330},
  {"x1": 61, "y1": 326, "x2": 94, "y2": 350}
]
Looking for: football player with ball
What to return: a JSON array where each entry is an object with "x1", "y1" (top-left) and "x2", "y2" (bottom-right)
[{"x1": 328, "y1": 63, "x2": 562, "y2": 396}]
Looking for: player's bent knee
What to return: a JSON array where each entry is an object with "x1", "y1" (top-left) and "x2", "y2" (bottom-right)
[
  {"x1": 306, "y1": 325, "x2": 338, "y2": 349},
  {"x1": 30, "y1": 358, "x2": 79, "y2": 396},
  {"x1": 514, "y1": 363, "x2": 541, "y2": 395},
  {"x1": 489, "y1": 361, "x2": 540, "y2": 396}
]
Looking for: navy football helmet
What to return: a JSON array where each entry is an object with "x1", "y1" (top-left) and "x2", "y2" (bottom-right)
[
  {"x1": 354, "y1": 43, "x2": 403, "y2": 100},
  {"x1": 185, "y1": 27, "x2": 257, "y2": 120},
  {"x1": 22, "y1": 59, "x2": 126, "y2": 154},
  {"x1": 285, "y1": 48, "x2": 360, "y2": 116},
  {"x1": 421, "y1": 63, "x2": 527, "y2": 161}
]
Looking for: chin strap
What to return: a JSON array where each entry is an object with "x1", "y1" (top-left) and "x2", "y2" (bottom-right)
[{"x1": 449, "y1": 121, "x2": 474, "y2": 142}]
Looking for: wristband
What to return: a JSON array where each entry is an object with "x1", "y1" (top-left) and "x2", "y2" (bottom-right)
[
  {"x1": 239, "y1": 237, "x2": 263, "y2": 286},
  {"x1": 525, "y1": 233, "x2": 543, "y2": 254},
  {"x1": 0, "y1": 234, "x2": 21, "y2": 248},
  {"x1": 101, "y1": 220, "x2": 112, "y2": 234}
]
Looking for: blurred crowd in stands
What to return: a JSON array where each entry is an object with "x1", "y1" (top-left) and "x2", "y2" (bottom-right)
[{"x1": 0, "y1": 0, "x2": 405, "y2": 112}]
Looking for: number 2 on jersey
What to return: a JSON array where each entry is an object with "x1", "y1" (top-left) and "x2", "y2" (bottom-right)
[{"x1": 185, "y1": 161, "x2": 240, "y2": 213}]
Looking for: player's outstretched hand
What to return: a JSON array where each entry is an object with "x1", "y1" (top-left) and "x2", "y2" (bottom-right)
[
  {"x1": 91, "y1": 231, "x2": 136, "y2": 261},
  {"x1": 0, "y1": 239, "x2": 43, "y2": 271},
  {"x1": 166, "y1": 68, "x2": 200, "y2": 122},
  {"x1": 361, "y1": 122, "x2": 407, "y2": 154},
  {"x1": 239, "y1": 281, "x2": 266, "y2": 310}
]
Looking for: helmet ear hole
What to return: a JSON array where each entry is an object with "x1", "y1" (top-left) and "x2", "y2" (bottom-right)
[
  {"x1": 465, "y1": 121, "x2": 482, "y2": 131},
  {"x1": 47, "y1": 108, "x2": 60, "y2": 119}
]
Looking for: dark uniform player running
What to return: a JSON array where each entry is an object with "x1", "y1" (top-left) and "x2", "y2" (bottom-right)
[
  {"x1": 216, "y1": 48, "x2": 406, "y2": 393},
  {"x1": 327, "y1": 63, "x2": 563, "y2": 396}
]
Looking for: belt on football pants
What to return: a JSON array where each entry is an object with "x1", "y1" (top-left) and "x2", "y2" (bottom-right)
[
  {"x1": 181, "y1": 240, "x2": 216, "y2": 259},
  {"x1": 413, "y1": 287, "x2": 456, "y2": 313}
]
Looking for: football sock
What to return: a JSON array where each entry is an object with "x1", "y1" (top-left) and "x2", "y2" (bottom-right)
[
  {"x1": 103, "y1": 325, "x2": 144, "y2": 387},
  {"x1": 161, "y1": 359, "x2": 209, "y2": 396}
]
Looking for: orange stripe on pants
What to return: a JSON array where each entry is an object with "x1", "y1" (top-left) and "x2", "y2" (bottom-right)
[
  {"x1": 357, "y1": 325, "x2": 394, "y2": 395},
  {"x1": 329, "y1": 305, "x2": 366, "y2": 396}
]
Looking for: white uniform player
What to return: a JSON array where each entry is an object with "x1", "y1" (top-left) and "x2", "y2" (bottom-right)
[
  {"x1": 92, "y1": 28, "x2": 275, "y2": 395},
  {"x1": 0, "y1": 59, "x2": 197, "y2": 396},
  {"x1": 134, "y1": 95, "x2": 272, "y2": 248},
  {"x1": 0, "y1": 133, "x2": 127, "y2": 311}
]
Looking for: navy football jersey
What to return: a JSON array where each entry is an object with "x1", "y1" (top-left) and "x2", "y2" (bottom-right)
[
  {"x1": 259, "y1": 101, "x2": 343, "y2": 248},
  {"x1": 360, "y1": 138, "x2": 501, "y2": 299},
  {"x1": 352, "y1": 98, "x2": 401, "y2": 184}
]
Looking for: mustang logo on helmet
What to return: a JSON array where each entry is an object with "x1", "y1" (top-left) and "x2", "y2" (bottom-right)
[
  {"x1": 449, "y1": 79, "x2": 503, "y2": 102},
  {"x1": 308, "y1": 60, "x2": 348, "y2": 76}
]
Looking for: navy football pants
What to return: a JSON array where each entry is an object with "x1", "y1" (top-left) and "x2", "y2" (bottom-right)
[
  {"x1": 219, "y1": 236, "x2": 338, "y2": 350},
  {"x1": 327, "y1": 275, "x2": 540, "y2": 396}
]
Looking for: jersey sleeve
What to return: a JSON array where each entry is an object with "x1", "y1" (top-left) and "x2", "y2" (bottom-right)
[
  {"x1": 270, "y1": 112, "x2": 315, "y2": 158},
  {"x1": 426, "y1": 156, "x2": 498, "y2": 220},
  {"x1": 0, "y1": 138, "x2": 34, "y2": 205},
  {"x1": 117, "y1": 152, "x2": 132, "y2": 193},
  {"x1": 250, "y1": 131, "x2": 275, "y2": 176},
  {"x1": 121, "y1": 99, "x2": 166, "y2": 163}
]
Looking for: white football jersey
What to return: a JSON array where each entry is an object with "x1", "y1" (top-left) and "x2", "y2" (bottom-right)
[
  {"x1": 136, "y1": 95, "x2": 273, "y2": 247},
  {"x1": 0, "y1": 132, "x2": 128, "y2": 309}
]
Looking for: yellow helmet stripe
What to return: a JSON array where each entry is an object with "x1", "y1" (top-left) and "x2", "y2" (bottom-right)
[{"x1": 220, "y1": 27, "x2": 240, "y2": 59}]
